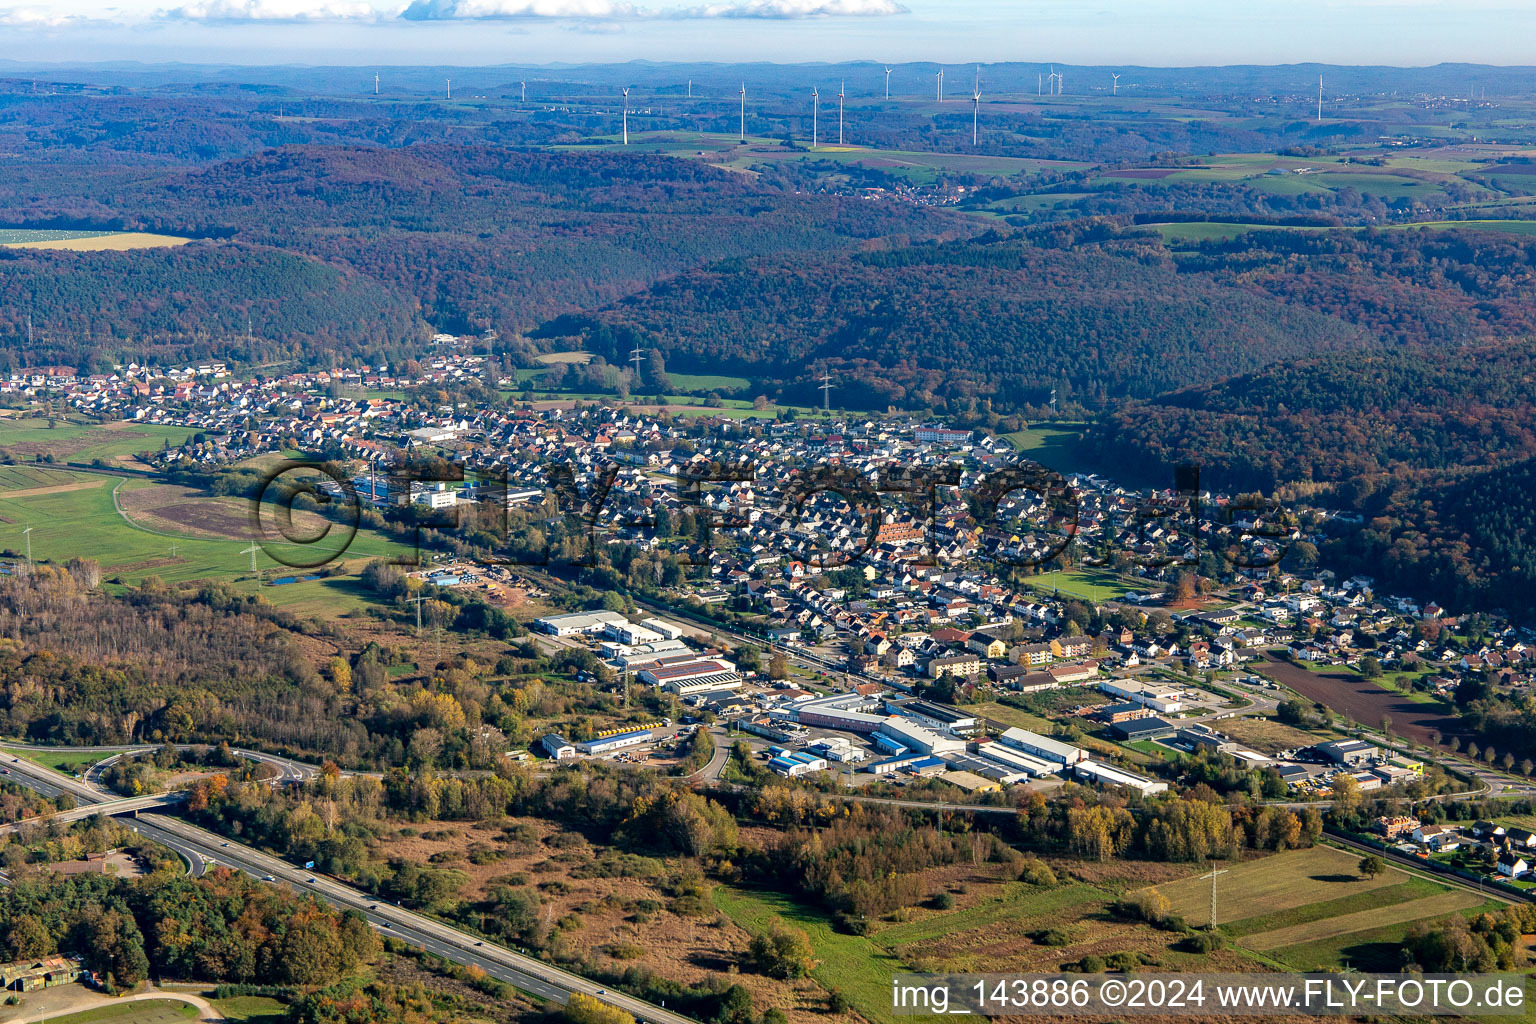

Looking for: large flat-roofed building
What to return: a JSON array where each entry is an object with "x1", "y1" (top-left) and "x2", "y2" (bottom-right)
[
  {"x1": 972, "y1": 740, "x2": 1059, "y2": 778},
  {"x1": 865, "y1": 753, "x2": 929, "y2": 775},
  {"x1": 879, "y1": 717, "x2": 966, "y2": 756},
  {"x1": 1315, "y1": 739, "x2": 1378, "y2": 765},
  {"x1": 795, "y1": 705, "x2": 888, "y2": 734},
  {"x1": 640, "y1": 658, "x2": 742, "y2": 695},
  {"x1": 808, "y1": 737, "x2": 867, "y2": 762},
  {"x1": 611, "y1": 622, "x2": 664, "y2": 646},
  {"x1": 1073, "y1": 759, "x2": 1169, "y2": 795},
  {"x1": 998, "y1": 726, "x2": 1085, "y2": 766},
  {"x1": 769, "y1": 751, "x2": 828, "y2": 777},
  {"x1": 606, "y1": 639, "x2": 693, "y2": 667},
  {"x1": 535, "y1": 611, "x2": 631, "y2": 637},
  {"x1": 885, "y1": 698, "x2": 981, "y2": 737},
  {"x1": 1178, "y1": 725, "x2": 1237, "y2": 754},
  {"x1": 945, "y1": 752, "x2": 1030, "y2": 785},
  {"x1": 1111, "y1": 717, "x2": 1178, "y2": 742},
  {"x1": 940, "y1": 770, "x2": 1001, "y2": 794},
  {"x1": 639, "y1": 617, "x2": 685, "y2": 641},
  {"x1": 1099, "y1": 680, "x2": 1184, "y2": 713},
  {"x1": 576, "y1": 729, "x2": 656, "y2": 755}
]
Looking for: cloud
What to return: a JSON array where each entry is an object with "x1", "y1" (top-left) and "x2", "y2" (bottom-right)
[
  {"x1": 681, "y1": 0, "x2": 905, "y2": 15},
  {"x1": 399, "y1": 0, "x2": 638, "y2": 18},
  {"x1": 160, "y1": 0, "x2": 380, "y2": 20},
  {"x1": 0, "y1": 6, "x2": 97, "y2": 24},
  {"x1": 398, "y1": 0, "x2": 902, "y2": 18}
]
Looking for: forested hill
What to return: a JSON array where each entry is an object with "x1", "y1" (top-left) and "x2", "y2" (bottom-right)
[
  {"x1": 0, "y1": 243, "x2": 422, "y2": 372},
  {"x1": 1172, "y1": 227, "x2": 1536, "y2": 345},
  {"x1": 0, "y1": 145, "x2": 965, "y2": 370},
  {"x1": 1083, "y1": 331, "x2": 1536, "y2": 621},
  {"x1": 1320, "y1": 456, "x2": 1536, "y2": 624},
  {"x1": 1088, "y1": 340, "x2": 1536, "y2": 497},
  {"x1": 535, "y1": 236, "x2": 1372, "y2": 409}
]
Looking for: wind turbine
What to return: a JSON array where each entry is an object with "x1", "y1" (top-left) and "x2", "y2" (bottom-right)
[
  {"x1": 520, "y1": 80, "x2": 526, "y2": 102},
  {"x1": 936, "y1": 67, "x2": 944, "y2": 102},
  {"x1": 687, "y1": 78, "x2": 692, "y2": 99},
  {"x1": 1317, "y1": 75, "x2": 1324, "y2": 122},
  {"x1": 374, "y1": 73, "x2": 379, "y2": 95},
  {"x1": 622, "y1": 87, "x2": 630, "y2": 145},
  {"x1": 739, "y1": 82, "x2": 746, "y2": 142},
  {"x1": 811, "y1": 86, "x2": 819, "y2": 147},
  {"x1": 21, "y1": 526, "x2": 31, "y2": 567},
  {"x1": 884, "y1": 66, "x2": 893, "y2": 99},
  {"x1": 1112, "y1": 73, "x2": 1120, "y2": 96},
  {"x1": 838, "y1": 80, "x2": 845, "y2": 145},
  {"x1": 445, "y1": 78, "x2": 451, "y2": 100},
  {"x1": 972, "y1": 80, "x2": 982, "y2": 146}
]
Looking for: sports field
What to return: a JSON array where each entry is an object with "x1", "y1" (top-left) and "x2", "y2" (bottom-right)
[
  {"x1": 0, "y1": 472, "x2": 409, "y2": 602},
  {"x1": 1020, "y1": 568, "x2": 1135, "y2": 602}
]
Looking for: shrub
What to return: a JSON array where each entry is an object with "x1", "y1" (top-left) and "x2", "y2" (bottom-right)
[
  {"x1": 1180, "y1": 932, "x2": 1222, "y2": 953},
  {"x1": 1017, "y1": 857, "x2": 1058, "y2": 886}
]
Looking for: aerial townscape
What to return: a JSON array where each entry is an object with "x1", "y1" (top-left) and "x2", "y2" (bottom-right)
[{"x1": 4, "y1": 5, "x2": 1536, "y2": 1023}]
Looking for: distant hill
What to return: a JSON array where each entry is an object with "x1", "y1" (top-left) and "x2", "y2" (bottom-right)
[{"x1": 0, "y1": 144, "x2": 965, "y2": 369}]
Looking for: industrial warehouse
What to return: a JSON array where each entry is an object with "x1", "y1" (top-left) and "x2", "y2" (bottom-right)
[{"x1": 531, "y1": 609, "x2": 1169, "y2": 796}]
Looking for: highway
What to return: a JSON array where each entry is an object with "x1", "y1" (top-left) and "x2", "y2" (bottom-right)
[
  {"x1": 0, "y1": 742, "x2": 698, "y2": 1023},
  {"x1": 132, "y1": 814, "x2": 701, "y2": 1019}
]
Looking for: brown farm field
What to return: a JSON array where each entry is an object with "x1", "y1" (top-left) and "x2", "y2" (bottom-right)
[
  {"x1": 1256, "y1": 653, "x2": 1463, "y2": 745},
  {"x1": 2, "y1": 231, "x2": 192, "y2": 250}
]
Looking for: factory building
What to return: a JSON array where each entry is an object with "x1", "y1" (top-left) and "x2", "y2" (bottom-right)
[
  {"x1": 768, "y1": 750, "x2": 828, "y2": 777},
  {"x1": 1098, "y1": 680, "x2": 1184, "y2": 713},
  {"x1": 878, "y1": 717, "x2": 966, "y2": 756},
  {"x1": 640, "y1": 658, "x2": 742, "y2": 695},
  {"x1": 535, "y1": 611, "x2": 631, "y2": 637},
  {"x1": 795, "y1": 705, "x2": 888, "y2": 734},
  {"x1": 610, "y1": 622, "x2": 665, "y2": 646},
  {"x1": 945, "y1": 753, "x2": 1029, "y2": 785},
  {"x1": 808, "y1": 737, "x2": 867, "y2": 763},
  {"x1": 998, "y1": 727, "x2": 1085, "y2": 766},
  {"x1": 575, "y1": 729, "x2": 655, "y2": 755},
  {"x1": 540, "y1": 733, "x2": 576, "y2": 760},
  {"x1": 1072, "y1": 760, "x2": 1169, "y2": 795},
  {"x1": 885, "y1": 698, "x2": 981, "y2": 738},
  {"x1": 639, "y1": 617, "x2": 685, "y2": 641},
  {"x1": 972, "y1": 740, "x2": 1059, "y2": 778}
]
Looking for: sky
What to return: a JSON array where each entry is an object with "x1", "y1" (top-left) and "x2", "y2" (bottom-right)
[{"x1": 6, "y1": 0, "x2": 1536, "y2": 67}]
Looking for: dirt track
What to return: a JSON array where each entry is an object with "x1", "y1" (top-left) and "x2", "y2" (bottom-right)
[{"x1": 1257, "y1": 653, "x2": 1464, "y2": 745}]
